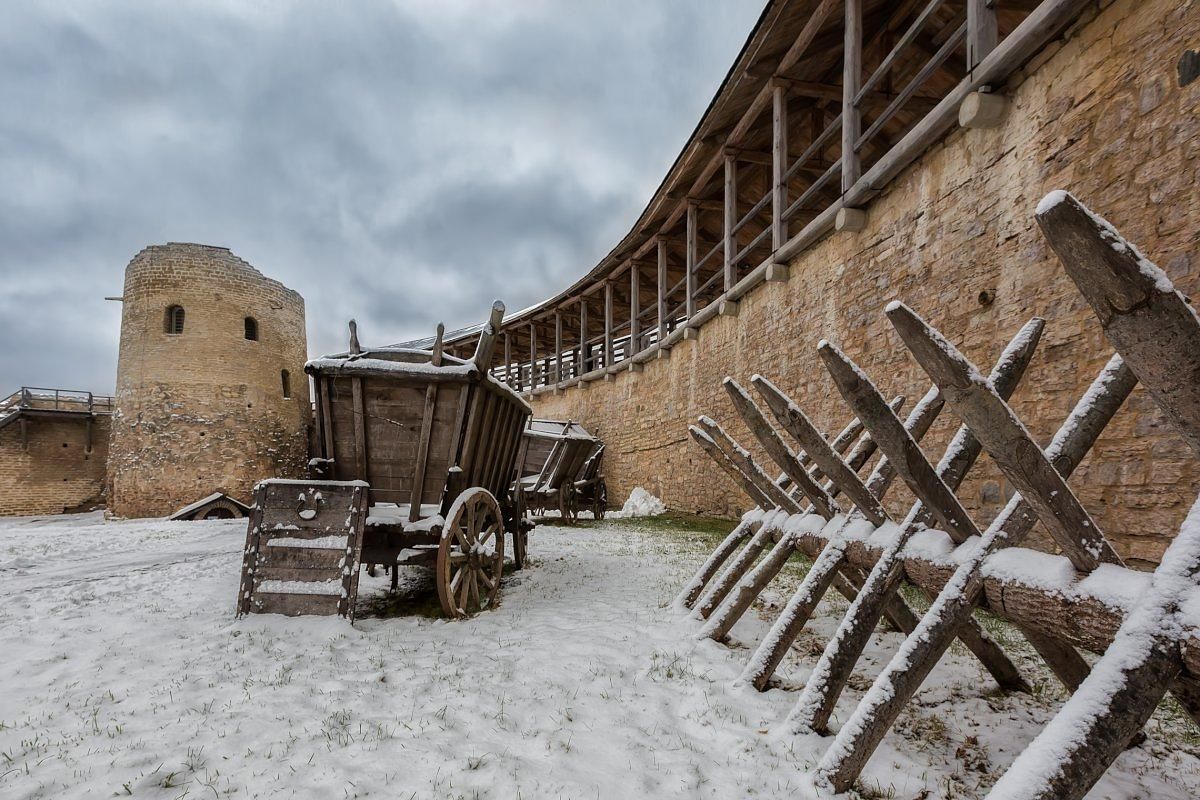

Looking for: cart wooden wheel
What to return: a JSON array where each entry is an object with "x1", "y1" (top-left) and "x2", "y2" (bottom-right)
[
  {"x1": 437, "y1": 487, "x2": 505, "y2": 619},
  {"x1": 558, "y1": 483, "x2": 577, "y2": 525},
  {"x1": 592, "y1": 479, "x2": 608, "y2": 520}
]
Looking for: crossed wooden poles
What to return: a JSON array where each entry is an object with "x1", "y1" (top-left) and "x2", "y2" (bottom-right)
[{"x1": 677, "y1": 191, "x2": 1200, "y2": 799}]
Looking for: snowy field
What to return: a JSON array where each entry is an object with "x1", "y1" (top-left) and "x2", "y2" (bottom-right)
[{"x1": 1, "y1": 512, "x2": 1198, "y2": 799}]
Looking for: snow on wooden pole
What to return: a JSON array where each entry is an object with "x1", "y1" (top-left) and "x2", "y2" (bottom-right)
[
  {"x1": 724, "y1": 378, "x2": 838, "y2": 519},
  {"x1": 986, "y1": 496, "x2": 1200, "y2": 800},
  {"x1": 675, "y1": 518, "x2": 760, "y2": 609},
  {"x1": 696, "y1": 416, "x2": 802, "y2": 514},
  {"x1": 688, "y1": 426, "x2": 774, "y2": 511},
  {"x1": 887, "y1": 302, "x2": 1123, "y2": 570},
  {"x1": 813, "y1": 354, "x2": 1136, "y2": 793},
  {"x1": 1037, "y1": 190, "x2": 1200, "y2": 458},
  {"x1": 791, "y1": 318, "x2": 1044, "y2": 728}
]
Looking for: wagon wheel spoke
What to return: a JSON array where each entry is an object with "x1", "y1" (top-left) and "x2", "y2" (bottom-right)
[
  {"x1": 478, "y1": 569, "x2": 496, "y2": 592},
  {"x1": 437, "y1": 487, "x2": 506, "y2": 619}
]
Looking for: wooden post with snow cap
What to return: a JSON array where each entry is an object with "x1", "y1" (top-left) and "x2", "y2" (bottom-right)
[
  {"x1": 1037, "y1": 190, "x2": 1200, "y2": 458},
  {"x1": 688, "y1": 425, "x2": 774, "y2": 511},
  {"x1": 813, "y1": 353, "x2": 1135, "y2": 793},
  {"x1": 696, "y1": 416, "x2": 803, "y2": 515},
  {"x1": 674, "y1": 518, "x2": 760, "y2": 609}
]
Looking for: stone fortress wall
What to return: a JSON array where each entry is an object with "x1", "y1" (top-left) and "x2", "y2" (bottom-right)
[
  {"x1": 107, "y1": 243, "x2": 311, "y2": 518},
  {"x1": 0, "y1": 414, "x2": 111, "y2": 516},
  {"x1": 530, "y1": 0, "x2": 1200, "y2": 567}
]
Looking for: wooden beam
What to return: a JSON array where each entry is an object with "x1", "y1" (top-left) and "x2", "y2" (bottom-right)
[
  {"x1": 842, "y1": 0, "x2": 863, "y2": 191},
  {"x1": 723, "y1": 154, "x2": 737, "y2": 291},
  {"x1": 685, "y1": 201, "x2": 698, "y2": 318},
  {"x1": 629, "y1": 261, "x2": 640, "y2": 355},
  {"x1": 772, "y1": 83, "x2": 789, "y2": 251},
  {"x1": 967, "y1": 0, "x2": 999, "y2": 71},
  {"x1": 675, "y1": 519, "x2": 759, "y2": 608},
  {"x1": 604, "y1": 281, "x2": 614, "y2": 367},
  {"x1": 1037, "y1": 191, "x2": 1200, "y2": 459},
  {"x1": 657, "y1": 238, "x2": 668, "y2": 340},
  {"x1": 554, "y1": 310, "x2": 563, "y2": 383}
]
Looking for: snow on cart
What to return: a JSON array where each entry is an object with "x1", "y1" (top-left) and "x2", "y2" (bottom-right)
[{"x1": 236, "y1": 301, "x2": 533, "y2": 620}]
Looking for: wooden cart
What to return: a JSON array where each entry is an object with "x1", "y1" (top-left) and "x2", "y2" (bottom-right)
[
  {"x1": 236, "y1": 302, "x2": 533, "y2": 620},
  {"x1": 516, "y1": 419, "x2": 607, "y2": 523}
]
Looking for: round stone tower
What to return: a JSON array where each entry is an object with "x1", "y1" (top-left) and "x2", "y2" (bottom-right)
[{"x1": 108, "y1": 243, "x2": 310, "y2": 518}]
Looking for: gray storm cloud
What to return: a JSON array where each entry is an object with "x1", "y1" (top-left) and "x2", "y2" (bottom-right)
[{"x1": 0, "y1": 0, "x2": 763, "y2": 391}]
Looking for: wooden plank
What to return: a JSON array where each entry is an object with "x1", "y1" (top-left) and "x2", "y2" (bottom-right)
[
  {"x1": 409, "y1": 324, "x2": 444, "y2": 522},
  {"x1": 629, "y1": 261, "x2": 640, "y2": 354},
  {"x1": 886, "y1": 301, "x2": 1122, "y2": 570},
  {"x1": 350, "y1": 377, "x2": 367, "y2": 479},
  {"x1": 723, "y1": 378, "x2": 838, "y2": 519},
  {"x1": 812, "y1": 357, "x2": 1136, "y2": 792},
  {"x1": 554, "y1": 311, "x2": 563, "y2": 383},
  {"x1": 694, "y1": 521, "x2": 777, "y2": 620},
  {"x1": 579, "y1": 298, "x2": 589, "y2": 375},
  {"x1": 1037, "y1": 190, "x2": 1200, "y2": 458}
]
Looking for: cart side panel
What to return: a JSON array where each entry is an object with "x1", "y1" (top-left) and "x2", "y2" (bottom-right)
[{"x1": 362, "y1": 379, "x2": 464, "y2": 507}]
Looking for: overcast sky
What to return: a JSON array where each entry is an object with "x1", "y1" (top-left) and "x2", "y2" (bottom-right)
[{"x1": 1, "y1": 0, "x2": 764, "y2": 392}]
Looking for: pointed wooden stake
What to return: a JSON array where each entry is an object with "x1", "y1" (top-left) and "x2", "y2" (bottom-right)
[
  {"x1": 814, "y1": 355, "x2": 1135, "y2": 793},
  {"x1": 886, "y1": 301, "x2": 1122, "y2": 570},
  {"x1": 1037, "y1": 190, "x2": 1200, "y2": 457},
  {"x1": 697, "y1": 417, "x2": 804, "y2": 514},
  {"x1": 791, "y1": 318, "x2": 1044, "y2": 731}
]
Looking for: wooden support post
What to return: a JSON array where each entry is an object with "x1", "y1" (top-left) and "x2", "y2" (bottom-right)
[
  {"x1": 689, "y1": 426, "x2": 774, "y2": 510},
  {"x1": 886, "y1": 302, "x2": 1123, "y2": 569},
  {"x1": 771, "y1": 82, "x2": 788, "y2": 252},
  {"x1": 967, "y1": 0, "x2": 999, "y2": 71},
  {"x1": 604, "y1": 282, "x2": 614, "y2": 368},
  {"x1": 629, "y1": 261, "x2": 640, "y2": 355},
  {"x1": 529, "y1": 322, "x2": 539, "y2": 388},
  {"x1": 1037, "y1": 190, "x2": 1200, "y2": 458},
  {"x1": 814, "y1": 356, "x2": 1138, "y2": 793},
  {"x1": 841, "y1": 0, "x2": 863, "y2": 191},
  {"x1": 554, "y1": 310, "x2": 563, "y2": 384},
  {"x1": 685, "y1": 201, "x2": 698, "y2": 318},
  {"x1": 579, "y1": 298, "x2": 589, "y2": 374},
  {"x1": 503, "y1": 333, "x2": 511, "y2": 385},
  {"x1": 696, "y1": 416, "x2": 803, "y2": 514},
  {"x1": 723, "y1": 153, "x2": 737, "y2": 291},
  {"x1": 657, "y1": 238, "x2": 668, "y2": 342}
]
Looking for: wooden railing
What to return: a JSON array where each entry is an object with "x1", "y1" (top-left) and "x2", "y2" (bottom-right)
[{"x1": 483, "y1": 0, "x2": 1087, "y2": 394}]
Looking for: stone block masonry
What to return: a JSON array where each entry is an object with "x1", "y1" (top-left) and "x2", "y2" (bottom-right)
[
  {"x1": 531, "y1": 0, "x2": 1200, "y2": 567},
  {"x1": 108, "y1": 243, "x2": 311, "y2": 518},
  {"x1": 0, "y1": 415, "x2": 111, "y2": 516}
]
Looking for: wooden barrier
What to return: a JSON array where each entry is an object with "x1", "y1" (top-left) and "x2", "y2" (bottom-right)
[{"x1": 677, "y1": 192, "x2": 1200, "y2": 799}]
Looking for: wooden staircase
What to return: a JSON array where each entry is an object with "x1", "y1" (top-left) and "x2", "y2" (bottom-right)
[{"x1": 236, "y1": 480, "x2": 368, "y2": 619}]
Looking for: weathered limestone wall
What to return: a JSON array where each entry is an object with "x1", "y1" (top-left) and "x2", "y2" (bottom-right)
[
  {"x1": 531, "y1": 0, "x2": 1200, "y2": 567},
  {"x1": 0, "y1": 415, "x2": 111, "y2": 516},
  {"x1": 108, "y1": 244, "x2": 310, "y2": 518}
]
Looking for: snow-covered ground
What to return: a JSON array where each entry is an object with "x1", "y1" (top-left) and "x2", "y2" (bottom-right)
[{"x1": 1, "y1": 512, "x2": 1197, "y2": 799}]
